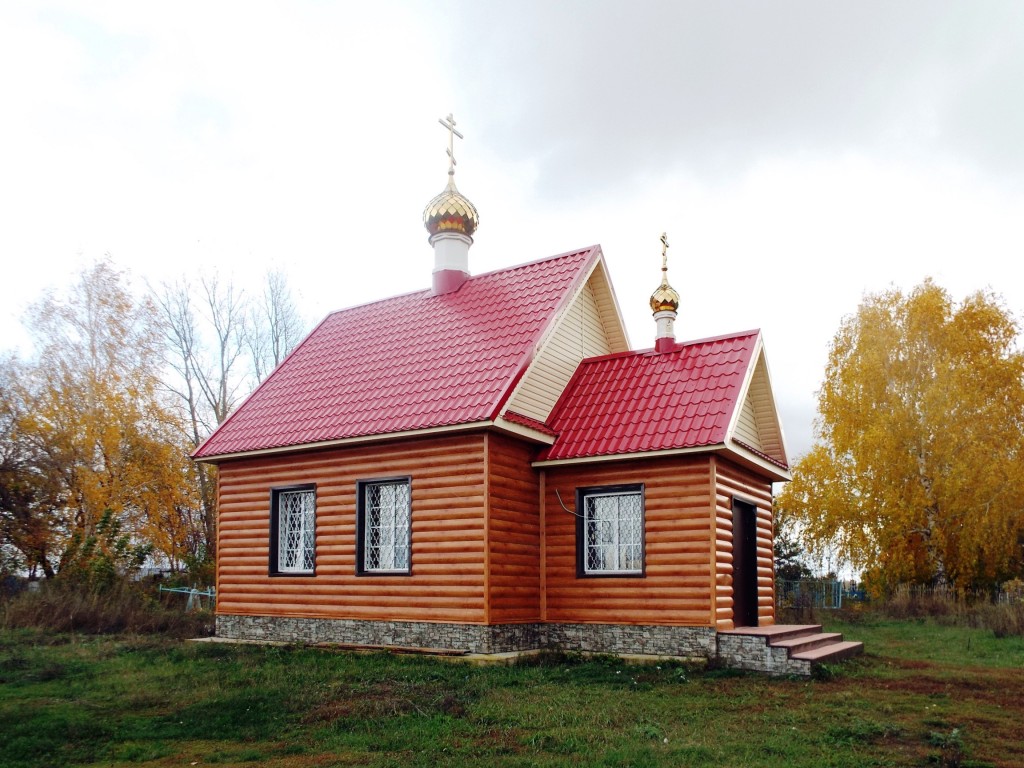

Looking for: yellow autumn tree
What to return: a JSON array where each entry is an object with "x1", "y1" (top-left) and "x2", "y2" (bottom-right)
[
  {"x1": 778, "y1": 279, "x2": 1024, "y2": 593},
  {"x1": 10, "y1": 260, "x2": 198, "y2": 575}
]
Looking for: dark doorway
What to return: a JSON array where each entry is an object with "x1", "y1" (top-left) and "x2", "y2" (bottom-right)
[{"x1": 732, "y1": 499, "x2": 759, "y2": 627}]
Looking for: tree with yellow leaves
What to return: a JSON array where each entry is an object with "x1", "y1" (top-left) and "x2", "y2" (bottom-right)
[
  {"x1": 778, "y1": 279, "x2": 1024, "y2": 593},
  {"x1": 2, "y1": 260, "x2": 198, "y2": 576}
]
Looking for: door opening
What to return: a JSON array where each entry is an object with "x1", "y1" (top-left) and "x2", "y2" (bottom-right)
[{"x1": 732, "y1": 499, "x2": 759, "y2": 627}]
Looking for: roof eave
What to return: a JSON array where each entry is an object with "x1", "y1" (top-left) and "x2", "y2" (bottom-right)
[
  {"x1": 491, "y1": 417, "x2": 557, "y2": 445},
  {"x1": 533, "y1": 442, "x2": 791, "y2": 482},
  {"x1": 533, "y1": 443, "x2": 725, "y2": 468},
  {"x1": 725, "y1": 440, "x2": 792, "y2": 482},
  {"x1": 194, "y1": 420, "x2": 495, "y2": 464}
]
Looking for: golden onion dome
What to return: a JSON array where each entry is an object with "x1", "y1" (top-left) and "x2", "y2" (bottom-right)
[
  {"x1": 650, "y1": 232, "x2": 679, "y2": 313},
  {"x1": 650, "y1": 276, "x2": 680, "y2": 314},
  {"x1": 423, "y1": 175, "x2": 479, "y2": 238}
]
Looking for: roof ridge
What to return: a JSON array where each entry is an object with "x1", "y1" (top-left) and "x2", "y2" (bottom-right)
[
  {"x1": 310, "y1": 245, "x2": 604, "y2": 320},
  {"x1": 472, "y1": 244, "x2": 601, "y2": 280},
  {"x1": 568, "y1": 328, "x2": 763, "y2": 368}
]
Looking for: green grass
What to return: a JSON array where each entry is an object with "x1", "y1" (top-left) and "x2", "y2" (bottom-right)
[{"x1": 0, "y1": 620, "x2": 1021, "y2": 767}]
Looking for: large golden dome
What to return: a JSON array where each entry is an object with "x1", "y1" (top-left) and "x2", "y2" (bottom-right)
[
  {"x1": 650, "y1": 278, "x2": 680, "y2": 314},
  {"x1": 423, "y1": 176, "x2": 479, "y2": 238}
]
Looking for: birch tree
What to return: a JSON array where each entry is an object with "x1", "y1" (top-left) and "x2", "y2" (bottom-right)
[
  {"x1": 247, "y1": 269, "x2": 304, "y2": 382},
  {"x1": 155, "y1": 269, "x2": 305, "y2": 567},
  {"x1": 5, "y1": 261, "x2": 197, "y2": 575},
  {"x1": 778, "y1": 279, "x2": 1024, "y2": 593}
]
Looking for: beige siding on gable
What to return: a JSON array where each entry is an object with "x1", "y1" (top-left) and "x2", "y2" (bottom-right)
[
  {"x1": 732, "y1": 352, "x2": 786, "y2": 464},
  {"x1": 506, "y1": 279, "x2": 613, "y2": 423},
  {"x1": 734, "y1": 396, "x2": 762, "y2": 448},
  {"x1": 588, "y1": 260, "x2": 629, "y2": 353}
]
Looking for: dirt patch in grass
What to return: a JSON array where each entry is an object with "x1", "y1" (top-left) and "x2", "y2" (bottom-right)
[
  {"x1": 303, "y1": 680, "x2": 470, "y2": 724},
  {"x1": 888, "y1": 657, "x2": 936, "y2": 670}
]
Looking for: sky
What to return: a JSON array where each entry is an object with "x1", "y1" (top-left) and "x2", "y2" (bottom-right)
[{"x1": 2, "y1": 1, "x2": 1023, "y2": 460}]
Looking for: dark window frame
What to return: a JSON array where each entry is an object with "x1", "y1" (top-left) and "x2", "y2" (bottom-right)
[
  {"x1": 269, "y1": 483, "x2": 317, "y2": 577},
  {"x1": 575, "y1": 483, "x2": 646, "y2": 578},
  {"x1": 356, "y1": 476, "x2": 413, "y2": 577}
]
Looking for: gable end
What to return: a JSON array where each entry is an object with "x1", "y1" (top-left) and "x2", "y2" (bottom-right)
[
  {"x1": 728, "y1": 345, "x2": 788, "y2": 468},
  {"x1": 503, "y1": 257, "x2": 628, "y2": 423}
]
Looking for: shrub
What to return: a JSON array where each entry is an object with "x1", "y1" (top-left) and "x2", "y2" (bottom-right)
[
  {"x1": 58, "y1": 509, "x2": 152, "y2": 590},
  {"x1": 968, "y1": 602, "x2": 1024, "y2": 638},
  {"x1": 859, "y1": 583, "x2": 1024, "y2": 637},
  {"x1": 0, "y1": 578, "x2": 213, "y2": 638}
]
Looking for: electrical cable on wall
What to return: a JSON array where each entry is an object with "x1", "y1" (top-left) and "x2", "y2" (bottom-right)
[{"x1": 555, "y1": 488, "x2": 584, "y2": 518}]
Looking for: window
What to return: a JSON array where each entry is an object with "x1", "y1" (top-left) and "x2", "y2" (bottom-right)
[
  {"x1": 576, "y1": 485, "x2": 644, "y2": 576},
  {"x1": 270, "y1": 484, "x2": 316, "y2": 575},
  {"x1": 357, "y1": 478, "x2": 411, "y2": 575}
]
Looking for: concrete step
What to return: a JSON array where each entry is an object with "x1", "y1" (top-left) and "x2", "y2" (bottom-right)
[
  {"x1": 719, "y1": 624, "x2": 823, "y2": 644},
  {"x1": 769, "y1": 631, "x2": 844, "y2": 654},
  {"x1": 790, "y1": 640, "x2": 864, "y2": 664}
]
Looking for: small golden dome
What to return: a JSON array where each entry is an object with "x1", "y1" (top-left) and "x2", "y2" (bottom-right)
[
  {"x1": 423, "y1": 176, "x2": 479, "y2": 238},
  {"x1": 650, "y1": 232, "x2": 679, "y2": 314}
]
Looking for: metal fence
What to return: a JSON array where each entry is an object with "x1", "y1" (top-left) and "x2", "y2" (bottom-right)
[{"x1": 776, "y1": 579, "x2": 844, "y2": 610}]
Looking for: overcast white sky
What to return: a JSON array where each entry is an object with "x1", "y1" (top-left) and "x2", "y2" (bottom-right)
[{"x1": 2, "y1": 1, "x2": 1023, "y2": 459}]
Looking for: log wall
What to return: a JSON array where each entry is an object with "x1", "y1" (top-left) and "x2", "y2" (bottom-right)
[
  {"x1": 215, "y1": 430, "x2": 777, "y2": 632},
  {"x1": 216, "y1": 433, "x2": 488, "y2": 623},
  {"x1": 541, "y1": 456, "x2": 716, "y2": 626},
  {"x1": 712, "y1": 456, "x2": 776, "y2": 630},
  {"x1": 485, "y1": 434, "x2": 542, "y2": 623}
]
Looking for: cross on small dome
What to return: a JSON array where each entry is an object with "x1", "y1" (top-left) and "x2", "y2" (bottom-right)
[
  {"x1": 650, "y1": 232, "x2": 680, "y2": 314},
  {"x1": 423, "y1": 113, "x2": 479, "y2": 239}
]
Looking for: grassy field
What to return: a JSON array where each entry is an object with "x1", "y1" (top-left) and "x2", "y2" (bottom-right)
[{"x1": 0, "y1": 616, "x2": 1021, "y2": 768}]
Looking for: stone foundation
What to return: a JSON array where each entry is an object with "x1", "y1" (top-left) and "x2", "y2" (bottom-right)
[
  {"x1": 216, "y1": 615, "x2": 716, "y2": 659},
  {"x1": 216, "y1": 614, "x2": 540, "y2": 654},
  {"x1": 545, "y1": 622, "x2": 716, "y2": 658},
  {"x1": 715, "y1": 632, "x2": 812, "y2": 676}
]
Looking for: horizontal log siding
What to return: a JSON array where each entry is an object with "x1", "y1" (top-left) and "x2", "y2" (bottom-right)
[
  {"x1": 486, "y1": 434, "x2": 542, "y2": 623},
  {"x1": 712, "y1": 457, "x2": 775, "y2": 630},
  {"x1": 543, "y1": 456, "x2": 715, "y2": 626},
  {"x1": 216, "y1": 434, "x2": 488, "y2": 623}
]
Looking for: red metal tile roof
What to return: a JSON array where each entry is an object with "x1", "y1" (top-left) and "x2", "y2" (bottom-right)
[
  {"x1": 193, "y1": 247, "x2": 601, "y2": 459},
  {"x1": 537, "y1": 331, "x2": 760, "y2": 462}
]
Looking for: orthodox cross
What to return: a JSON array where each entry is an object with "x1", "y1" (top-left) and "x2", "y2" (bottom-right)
[
  {"x1": 438, "y1": 113, "x2": 464, "y2": 175},
  {"x1": 660, "y1": 232, "x2": 669, "y2": 272}
]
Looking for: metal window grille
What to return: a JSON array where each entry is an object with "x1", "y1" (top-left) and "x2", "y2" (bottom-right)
[
  {"x1": 584, "y1": 491, "x2": 642, "y2": 573},
  {"x1": 278, "y1": 489, "x2": 315, "y2": 572},
  {"x1": 363, "y1": 481, "x2": 411, "y2": 572}
]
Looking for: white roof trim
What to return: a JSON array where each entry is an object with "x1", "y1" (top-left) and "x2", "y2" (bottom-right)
[
  {"x1": 726, "y1": 438, "x2": 792, "y2": 482},
  {"x1": 492, "y1": 417, "x2": 557, "y2": 445}
]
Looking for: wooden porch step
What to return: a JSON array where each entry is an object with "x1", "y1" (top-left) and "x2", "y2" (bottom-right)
[
  {"x1": 716, "y1": 625, "x2": 864, "y2": 675},
  {"x1": 790, "y1": 640, "x2": 864, "y2": 664},
  {"x1": 720, "y1": 624, "x2": 823, "y2": 643},
  {"x1": 770, "y1": 632, "x2": 845, "y2": 654}
]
